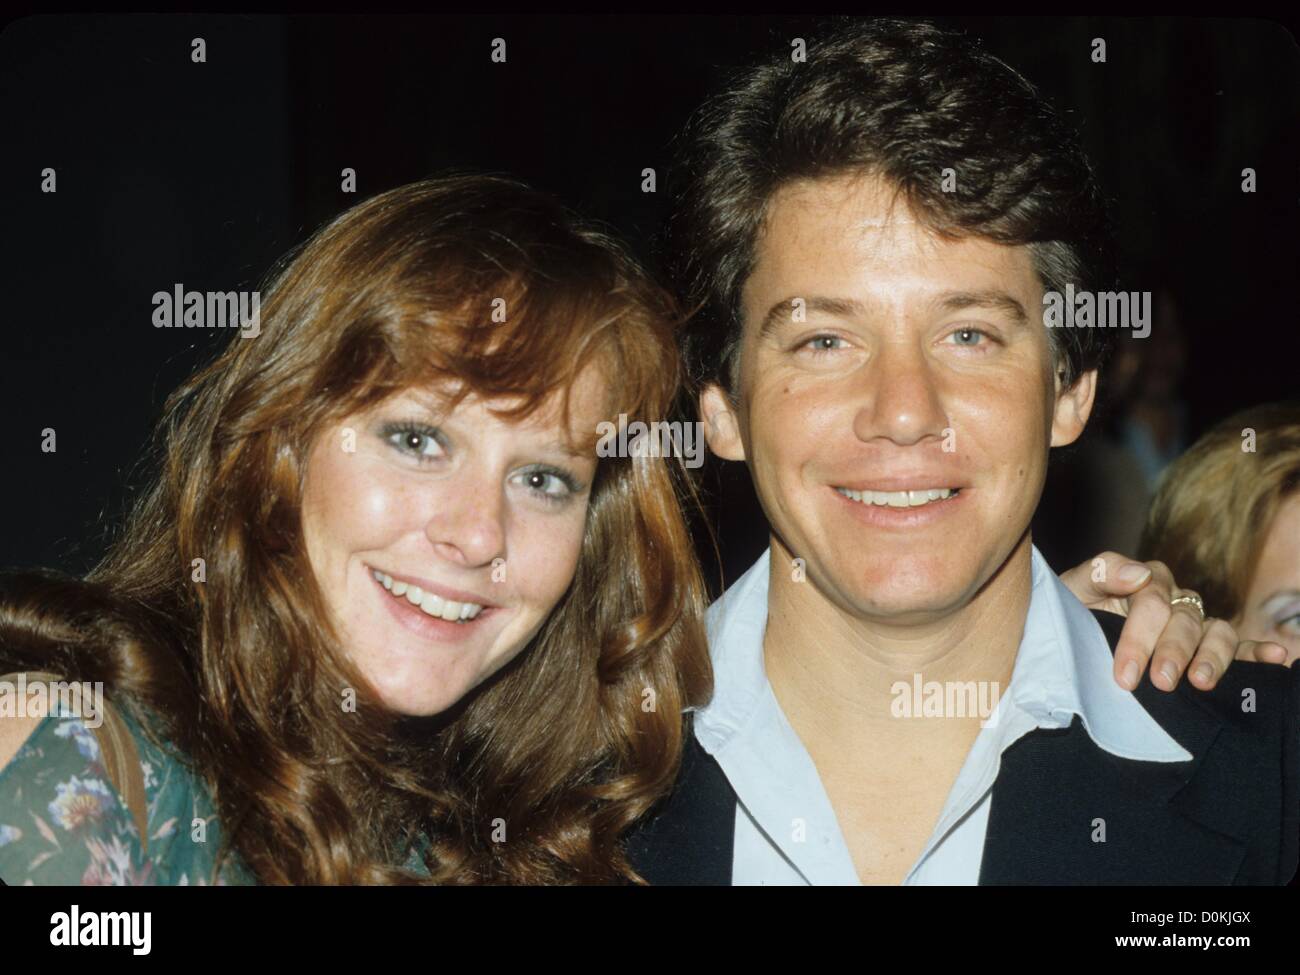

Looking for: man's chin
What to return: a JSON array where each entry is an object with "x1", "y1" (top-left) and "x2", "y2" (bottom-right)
[
  {"x1": 828, "y1": 566, "x2": 977, "y2": 622},
  {"x1": 837, "y1": 555, "x2": 966, "y2": 594},
  {"x1": 844, "y1": 592, "x2": 968, "y2": 625}
]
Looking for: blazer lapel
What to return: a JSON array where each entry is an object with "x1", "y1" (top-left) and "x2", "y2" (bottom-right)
[{"x1": 979, "y1": 713, "x2": 1246, "y2": 884}]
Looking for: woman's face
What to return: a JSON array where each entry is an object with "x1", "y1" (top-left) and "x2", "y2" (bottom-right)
[
  {"x1": 1232, "y1": 492, "x2": 1300, "y2": 664},
  {"x1": 300, "y1": 370, "x2": 606, "y2": 715}
]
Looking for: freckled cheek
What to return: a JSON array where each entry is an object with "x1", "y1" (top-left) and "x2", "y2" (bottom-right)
[
  {"x1": 508, "y1": 510, "x2": 589, "y2": 608},
  {"x1": 753, "y1": 388, "x2": 824, "y2": 463},
  {"x1": 309, "y1": 454, "x2": 426, "y2": 553},
  {"x1": 960, "y1": 389, "x2": 1047, "y2": 468}
]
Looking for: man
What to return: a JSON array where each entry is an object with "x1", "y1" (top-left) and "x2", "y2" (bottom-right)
[{"x1": 625, "y1": 18, "x2": 1298, "y2": 884}]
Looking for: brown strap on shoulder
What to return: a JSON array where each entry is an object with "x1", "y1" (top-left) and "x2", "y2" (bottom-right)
[{"x1": 3, "y1": 671, "x2": 149, "y2": 853}]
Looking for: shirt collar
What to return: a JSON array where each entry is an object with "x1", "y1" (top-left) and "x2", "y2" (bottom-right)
[
  {"x1": 1020, "y1": 545, "x2": 1191, "y2": 761},
  {"x1": 693, "y1": 544, "x2": 1191, "y2": 763}
]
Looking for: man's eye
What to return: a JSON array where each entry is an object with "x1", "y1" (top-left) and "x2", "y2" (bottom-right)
[
  {"x1": 801, "y1": 334, "x2": 846, "y2": 354},
  {"x1": 383, "y1": 422, "x2": 445, "y2": 460},
  {"x1": 946, "y1": 327, "x2": 992, "y2": 347}
]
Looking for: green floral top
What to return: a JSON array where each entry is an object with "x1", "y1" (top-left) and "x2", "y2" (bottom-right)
[{"x1": 0, "y1": 696, "x2": 429, "y2": 885}]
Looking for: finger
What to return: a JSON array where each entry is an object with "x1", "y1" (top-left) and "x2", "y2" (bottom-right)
[
  {"x1": 1064, "y1": 552, "x2": 1153, "y2": 610},
  {"x1": 1146, "y1": 595, "x2": 1209, "y2": 691},
  {"x1": 1236, "y1": 640, "x2": 1292, "y2": 665},
  {"x1": 1184, "y1": 618, "x2": 1238, "y2": 689},
  {"x1": 1112, "y1": 561, "x2": 1177, "y2": 690}
]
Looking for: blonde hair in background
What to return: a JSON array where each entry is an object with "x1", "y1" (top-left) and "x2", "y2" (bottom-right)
[{"x1": 1139, "y1": 401, "x2": 1300, "y2": 620}]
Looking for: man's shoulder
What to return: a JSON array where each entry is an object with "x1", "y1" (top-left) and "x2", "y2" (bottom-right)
[
  {"x1": 1079, "y1": 610, "x2": 1299, "y2": 884},
  {"x1": 1089, "y1": 609, "x2": 1299, "y2": 747}
]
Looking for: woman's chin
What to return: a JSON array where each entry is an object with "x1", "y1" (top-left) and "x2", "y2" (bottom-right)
[
  {"x1": 348, "y1": 658, "x2": 463, "y2": 717},
  {"x1": 376, "y1": 685, "x2": 464, "y2": 718}
]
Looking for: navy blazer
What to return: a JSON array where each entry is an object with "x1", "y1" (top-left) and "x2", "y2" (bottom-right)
[{"x1": 623, "y1": 610, "x2": 1300, "y2": 885}]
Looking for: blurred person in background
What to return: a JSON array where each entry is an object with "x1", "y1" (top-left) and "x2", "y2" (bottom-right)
[{"x1": 1140, "y1": 401, "x2": 1300, "y2": 664}]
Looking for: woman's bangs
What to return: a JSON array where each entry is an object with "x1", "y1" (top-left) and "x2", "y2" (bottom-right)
[{"x1": 375, "y1": 272, "x2": 674, "y2": 456}]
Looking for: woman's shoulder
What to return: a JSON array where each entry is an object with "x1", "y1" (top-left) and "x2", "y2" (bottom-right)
[{"x1": 0, "y1": 680, "x2": 254, "y2": 885}]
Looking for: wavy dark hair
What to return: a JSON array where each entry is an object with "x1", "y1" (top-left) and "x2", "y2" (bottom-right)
[
  {"x1": 666, "y1": 16, "x2": 1118, "y2": 400},
  {"x1": 0, "y1": 173, "x2": 713, "y2": 884}
]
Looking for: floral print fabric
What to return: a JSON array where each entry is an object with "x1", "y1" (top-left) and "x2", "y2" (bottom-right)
[{"x1": 0, "y1": 697, "x2": 254, "y2": 885}]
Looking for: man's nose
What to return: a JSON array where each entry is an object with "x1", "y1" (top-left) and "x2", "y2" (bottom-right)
[{"x1": 851, "y1": 339, "x2": 949, "y2": 447}]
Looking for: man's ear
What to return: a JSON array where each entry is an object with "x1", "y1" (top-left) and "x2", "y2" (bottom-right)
[
  {"x1": 699, "y1": 383, "x2": 746, "y2": 461},
  {"x1": 1050, "y1": 367, "x2": 1098, "y2": 448}
]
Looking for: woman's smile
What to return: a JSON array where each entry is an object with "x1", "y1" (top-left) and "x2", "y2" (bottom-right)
[{"x1": 368, "y1": 564, "x2": 501, "y2": 643}]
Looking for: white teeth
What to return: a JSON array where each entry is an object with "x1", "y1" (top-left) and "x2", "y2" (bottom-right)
[
  {"x1": 836, "y1": 487, "x2": 957, "y2": 507},
  {"x1": 372, "y1": 569, "x2": 484, "y2": 622}
]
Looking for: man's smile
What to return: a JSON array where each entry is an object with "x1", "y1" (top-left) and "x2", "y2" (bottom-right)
[{"x1": 830, "y1": 482, "x2": 968, "y2": 527}]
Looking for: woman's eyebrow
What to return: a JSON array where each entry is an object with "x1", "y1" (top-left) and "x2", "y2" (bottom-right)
[
  {"x1": 538, "y1": 439, "x2": 591, "y2": 459},
  {"x1": 1260, "y1": 590, "x2": 1300, "y2": 614}
]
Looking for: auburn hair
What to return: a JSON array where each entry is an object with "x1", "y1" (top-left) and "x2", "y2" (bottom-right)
[
  {"x1": 1139, "y1": 401, "x2": 1300, "y2": 620},
  {"x1": 0, "y1": 173, "x2": 713, "y2": 884}
]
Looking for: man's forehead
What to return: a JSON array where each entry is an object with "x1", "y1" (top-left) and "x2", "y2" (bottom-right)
[
  {"x1": 748, "y1": 181, "x2": 1039, "y2": 308},
  {"x1": 765, "y1": 172, "x2": 918, "y2": 225}
]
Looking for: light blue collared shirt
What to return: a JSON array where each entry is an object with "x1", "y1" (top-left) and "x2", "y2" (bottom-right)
[{"x1": 690, "y1": 544, "x2": 1193, "y2": 885}]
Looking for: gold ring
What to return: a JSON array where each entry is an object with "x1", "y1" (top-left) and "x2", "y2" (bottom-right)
[{"x1": 1170, "y1": 592, "x2": 1205, "y2": 620}]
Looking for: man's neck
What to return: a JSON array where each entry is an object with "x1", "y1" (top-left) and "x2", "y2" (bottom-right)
[{"x1": 763, "y1": 534, "x2": 1035, "y2": 765}]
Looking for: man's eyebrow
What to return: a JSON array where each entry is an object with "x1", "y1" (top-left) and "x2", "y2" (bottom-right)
[
  {"x1": 756, "y1": 289, "x2": 1029, "y2": 339},
  {"x1": 933, "y1": 289, "x2": 1029, "y2": 326},
  {"x1": 757, "y1": 296, "x2": 868, "y2": 339}
]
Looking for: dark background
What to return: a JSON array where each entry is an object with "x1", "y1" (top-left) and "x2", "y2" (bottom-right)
[{"x1": 2, "y1": 14, "x2": 1297, "y2": 593}]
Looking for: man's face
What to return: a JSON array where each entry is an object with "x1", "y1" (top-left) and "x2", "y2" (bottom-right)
[{"x1": 701, "y1": 173, "x2": 1095, "y2": 623}]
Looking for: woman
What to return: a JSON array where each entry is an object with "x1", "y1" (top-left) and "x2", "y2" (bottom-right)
[
  {"x1": 1140, "y1": 401, "x2": 1300, "y2": 663},
  {"x1": 0, "y1": 174, "x2": 1261, "y2": 886},
  {"x1": 0, "y1": 174, "x2": 712, "y2": 884}
]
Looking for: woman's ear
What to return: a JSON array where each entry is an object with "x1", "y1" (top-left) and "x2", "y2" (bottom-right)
[
  {"x1": 699, "y1": 383, "x2": 746, "y2": 461},
  {"x1": 1051, "y1": 367, "x2": 1099, "y2": 448}
]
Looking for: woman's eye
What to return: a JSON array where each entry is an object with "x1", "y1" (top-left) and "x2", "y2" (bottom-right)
[
  {"x1": 383, "y1": 423, "x2": 445, "y2": 460},
  {"x1": 514, "y1": 467, "x2": 579, "y2": 504}
]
